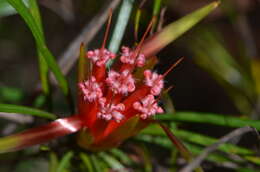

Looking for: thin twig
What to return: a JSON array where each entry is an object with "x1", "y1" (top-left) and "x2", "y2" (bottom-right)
[
  {"x1": 179, "y1": 126, "x2": 256, "y2": 172},
  {"x1": 48, "y1": 0, "x2": 121, "y2": 85}
]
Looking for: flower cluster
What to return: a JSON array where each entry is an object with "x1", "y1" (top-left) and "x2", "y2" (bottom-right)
[{"x1": 78, "y1": 47, "x2": 164, "y2": 128}]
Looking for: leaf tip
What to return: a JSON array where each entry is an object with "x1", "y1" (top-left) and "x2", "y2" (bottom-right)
[{"x1": 213, "y1": 1, "x2": 221, "y2": 8}]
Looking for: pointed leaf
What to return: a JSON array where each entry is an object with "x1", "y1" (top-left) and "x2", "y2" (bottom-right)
[
  {"x1": 49, "y1": 152, "x2": 58, "y2": 172},
  {"x1": 0, "y1": 0, "x2": 28, "y2": 17},
  {"x1": 158, "y1": 122, "x2": 203, "y2": 172},
  {"x1": 0, "y1": 115, "x2": 82, "y2": 153},
  {"x1": 28, "y1": 0, "x2": 50, "y2": 96},
  {"x1": 156, "y1": 112, "x2": 260, "y2": 130},
  {"x1": 135, "y1": 135, "x2": 233, "y2": 164},
  {"x1": 140, "y1": 1, "x2": 220, "y2": 57},
  {"x1": 141, "y1": 125, "x2": 253, "y2": 155},
  {"x1": 109, "y1": 149, "x2": 134, "y2": 165},
  {"x1": 7, "y1": 0, "x2": 69, "y2": 96},
  {"x1": 57, "y1": 151, "x2": 74, "y2": 172},
  {"x1": 80, "y1": 153, "x2": 94, "y2": 172},
  {"x1": 98, "y1": 152, "x2": 124, "y2": 170},
  {"x1": 0, "y1": 103, "x2": 56, "y2": 119},
  {"x1": 78, "y1": 43, "x2": 89, "y2": 82}
]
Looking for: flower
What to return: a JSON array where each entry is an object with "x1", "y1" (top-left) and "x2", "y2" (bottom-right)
[
  {"x1": 76, "y1": 44, "x2": 166, "y2": 150},
  {"x1": 0, "y1": 2, "x2": 219, "y2": 153}
]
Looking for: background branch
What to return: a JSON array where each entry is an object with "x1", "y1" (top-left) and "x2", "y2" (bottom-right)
[{"x1": 179, "y1": 126, "x2": 257, "y2": 172}]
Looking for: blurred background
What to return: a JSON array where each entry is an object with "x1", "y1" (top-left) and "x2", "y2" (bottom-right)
[{"x1": 1, "y1": 0, "x2": 260, "y2": 171}]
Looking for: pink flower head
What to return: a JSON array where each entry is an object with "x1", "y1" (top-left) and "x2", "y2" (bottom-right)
[
  {"x1": 97, "y1": 98, "x2": 125, "y2": 123},
  {"x1": 78, "y1": 76, "x2": 102, "y2": 102},
  {"x1": 106, "y1": 69, "x2": 135, "y2": 94},
  {"x1": 87, "y1": 48, "x2": 116, "y2": 66},
  {"x1": 144, "y1": 70, "x2": 164, "y2": 95},
  {"x1": 133, "y1": 94, "x2": 164, "y2": 119},
  {"x1": 120, "y1": 46, "x2": 146, "y2": 67}
]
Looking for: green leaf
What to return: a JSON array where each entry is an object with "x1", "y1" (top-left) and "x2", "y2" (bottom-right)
[
  {"x1": 109, "y1": 149, "x2": 133, "y2": 165},
  {"x1": 107, "y1": 0, "x2": 134, "y2": 67},
  {"x1": 141, "y1": 124, "x2": 253, "y2": 155},
  {"x1": 90, "y1": 155, "x2": 106, "y2": 172},
  {"x1": 80, "y1": 153, "x2": 94, "y2": 172},
  {"x1": 49, "y1": 152, "x2": 58, "y2": 172},
  {"x1": 141, "y1": 1, "x2": 220, "y2": 58},
  {"x1": 28, "y1": 0, "x2": 50, "y2": 96},
  {"x1": 135, "y1": 135, "x2": 232, "y2": 163},
  {"x1": 57, "y1": 151, "x2": 74, "y2": 172},
  {"x1": 158, "y1": 123, "x2": 203, "y2": 172},
  {"x1": 7, "y1": 0, "x2": 69, "y2": 95},
  {"x1": 98, "y1": 152, "x2": 124, "y2": 170},
  {"x1": 0, "y1": 103, "x2": 56, "y2": 119},
  {"x1": 156, "y1": 112, "x2": 260, "y2": 130},
  {"x1": 188, "y1": 27, "x2": 254, "y2": 114},
  {"x1": 0, "y1": 0, "x2": 27, "y2": 17},
  {"x1": 153, "y1": 0, "x2": 161, "y2": 16},
  {"x1": 0, "y1": 86, "x2": 24, "y2": 103}
]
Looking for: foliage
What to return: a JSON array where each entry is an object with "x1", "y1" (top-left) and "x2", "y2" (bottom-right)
[{"x1": 0, "y1": 0, "x2": 259, "y2": 171}]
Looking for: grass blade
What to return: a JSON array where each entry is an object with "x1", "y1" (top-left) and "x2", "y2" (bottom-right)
[
  {"x1": 80, "y1": 153, "x2": 94, "y2": 172},
  {"x1": 107, "y1": 0, "x2": 135, "y2": 67},
  {"x1": 141, "y1": 124, "x2": 253, "y2": 155},
  {"x1": 57, "y1": 151, "x2": 74, "y2": 172},
  {"x1": 0, "y1": 103, "x2": 56, "y2": 119},
  {"x1": 0, "y1": 0, "x2": 28, "y2": 17},
  {"x1": 98, "y1": 152, "x2": 124, "y2": 170},
  {"x1": 156, "y1": 112, "x2": 260, "y2": 130},
  {"x1": 158, "y1": 123, "x2": 203, "y2": 172},
  {"x1": 141, "y1": 1, "x2": 220, "y2": 58},
  {"x1": 49, "y1": 152, "x2": 58, "y2": 172},
  {"x1": 28, "y1": 0, "x2": 50, "y2": 97},
  {"x1": 7, "y1": 0, "x2": 69, "y2": 95},
  {"x1": 109, "y1": 149, "x2": 133, "y2": 165}
]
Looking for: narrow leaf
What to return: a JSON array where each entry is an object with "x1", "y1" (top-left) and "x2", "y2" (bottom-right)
[
  {"x1": 107, "y1": 0, "x2": 135, "y2": 67},
  {"x1": 158, "y1": 123, "x2": 203, "y2": 172},
  {"x1": 141, "y1": 1, "x2": 220, "y2": 58},
  {"x1": 80, "y1": 153, "x2": 94, "y2": 172},
  {"x1": 49, "y1": 152, "x2": 59, "y2": 172},
  {"x1": 90, "y1": 155, "x2": 105, "y2": 172},
  {"x1": 135, "y1": 135, "x2": 235, "y2": 164},
  {"x1": 141, "y1": 125, "x2": 253, "y2": 155},
  {"x1": 109, "y1": 149, "x2": 133, "y2": 165},
  {"x1": 57, "y1": 151, "x2": 74, "y2": 172},
  {"x1": 7, "y1": 0, "x2": 69, "y2": 95},
  {"x1": 156, "y1": 112, "x2": 260, "y2": 130},
  {"x1": 0, "y1": 0, "x2": 27, "y2": 17},
  {"x1": 78, "y1": 43, "x2": 89, "y2": 82},
  {"x1": 0, "y1": 103, "x2": 56, "y2": 119},
  {"x1": 28, "y1": 0, "x2": 50, "y2": 96},
  {"x1": 0, "y1": 115, "x2": 82, "y2": 153},
  {"x1": 98, "y1": 152, "x2": 124, "y2": 170}
]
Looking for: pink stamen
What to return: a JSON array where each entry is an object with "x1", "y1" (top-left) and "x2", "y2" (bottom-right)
[
  {"x1": 79, "y1": 76, "x2": 103, "y2": 102},
  {"x1": 120, "y1": 46, "x2": 146, "y2": 67},
  {"x1": 87, "y1": 49, "x2": 116, "y2": 66},
  {"x1": 144, "y1": 70, "x2": 164, "y2": 95},
  {"x1": 133, "y1": 94, "x2": 164, "y2": 119},
  {"x1": 97, "y1": 98, "x2": 125, "y2": 123},
  {"x1": 106, "y1": 70, "x2": 135, "y2": 94}
]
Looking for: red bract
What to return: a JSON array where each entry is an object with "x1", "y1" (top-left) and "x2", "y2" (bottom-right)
[{"x1": 77, "y1": 43, "x2": 166, "y2": 151}]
